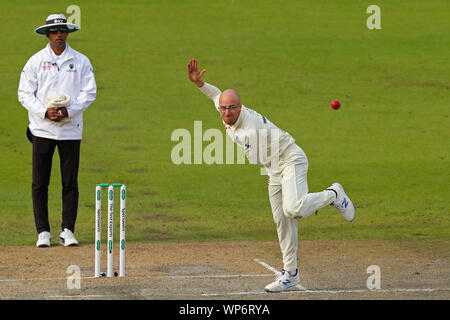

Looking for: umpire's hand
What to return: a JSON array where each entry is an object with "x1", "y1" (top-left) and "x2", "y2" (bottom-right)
[{"x1": 45, "y1": 107, "x2": 67, "y2": 122}]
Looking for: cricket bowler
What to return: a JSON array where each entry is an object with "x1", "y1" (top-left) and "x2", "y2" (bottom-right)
[{"x1": 187, "y1": 58, "x2": 355, "y2": 292}]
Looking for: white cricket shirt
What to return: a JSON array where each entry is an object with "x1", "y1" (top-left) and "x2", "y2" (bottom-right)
[
  {"x1": 199, "y1": 82, "x2": 304, "y2": 174},
  {"x1": 18, "y1": 43, "x2": 97, "y2": 140}
]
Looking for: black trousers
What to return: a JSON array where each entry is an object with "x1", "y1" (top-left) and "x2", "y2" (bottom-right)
[{"x1": 31, "y1": 135, "x2": 80, "y2": 234}]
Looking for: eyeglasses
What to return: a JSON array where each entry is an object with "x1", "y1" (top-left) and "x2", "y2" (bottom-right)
[
  {"x1": 219, "y1": 104, "x2": 240, "y2": 111},
  {"x1": 48, "y1": 27, "x2": 69, "y2": 34}
]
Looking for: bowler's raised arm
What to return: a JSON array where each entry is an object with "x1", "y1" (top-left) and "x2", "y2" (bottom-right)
[
  {"x1": 187, "y1": 58, "x2": 222, "y2": 109},
  {"x1": 187, "y1": 58, "x2": 206, "y2": 88}
]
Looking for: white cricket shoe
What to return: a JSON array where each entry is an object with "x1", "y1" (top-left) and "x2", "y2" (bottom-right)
[
  {"x1": 328, "y1": 182, "x2": 355, "y2": 222},
  {"x1": 36, "y1": 231, "x2": 51, "y2": 248},
  {"x1": 264, "y1": 269, "x2": 300, "y2": 293},
  {"x1": 59, "y1": 228, "x2": 79, "y2": 247}
]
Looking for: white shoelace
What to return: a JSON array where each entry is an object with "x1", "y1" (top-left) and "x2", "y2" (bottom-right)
[
  {"x1": 64, "y1": 228, "x2": 75, "y2": 239},
  {"x1": 39, "y1": 232, "x2": 50, "y2": 240},
  {"x1": 274, "y1": 269, "x2": 286, "y2": 281},
  {"x1": 335, "y1": 201, "x2": 344, "y2": 209}
]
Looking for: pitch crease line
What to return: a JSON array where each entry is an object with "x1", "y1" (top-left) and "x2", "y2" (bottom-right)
[
  {"x1": 200, "y1": 287, "x2": 450, "y2": 297},
  {"x1": 0, "y1": 273, "x2": 273, "y2": 283}
]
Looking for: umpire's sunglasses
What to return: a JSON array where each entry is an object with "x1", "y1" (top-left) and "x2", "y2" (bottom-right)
[{"x1": 48, "y1": 27, "x2": 69, "y2": 34}]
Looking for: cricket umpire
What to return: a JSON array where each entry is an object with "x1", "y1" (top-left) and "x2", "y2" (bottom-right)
[
  {"x1": 187, "y1": 58, "x2": 355, "y2": 292},
  {"x1": 18, "y1": 14, "x2": 97, "y2": 247}
]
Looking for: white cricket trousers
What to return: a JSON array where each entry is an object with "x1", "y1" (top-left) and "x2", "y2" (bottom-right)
[{"x1": 268, "y1": 144, "x2": 335, "y2": 272}]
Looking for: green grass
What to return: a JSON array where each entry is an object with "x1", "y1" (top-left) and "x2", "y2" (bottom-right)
[{"x1": 0, "y1": 0, "x2": 448, "y2": 245}]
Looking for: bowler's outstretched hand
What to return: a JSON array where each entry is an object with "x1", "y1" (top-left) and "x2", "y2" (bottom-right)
[{"x1": 187, "y1": 58, "x2": 205, "y2": 88}]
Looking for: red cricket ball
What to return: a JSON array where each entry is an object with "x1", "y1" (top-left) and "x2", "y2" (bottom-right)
[{"x1": 331, "y1": 100, "x2": 341, "y2": 110}]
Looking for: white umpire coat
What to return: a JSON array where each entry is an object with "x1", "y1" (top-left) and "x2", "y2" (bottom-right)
[
  {"x1": 199, "y1": 82, "x2": 306, "y2": 175},
  {"x1": 18, "y1": 43, "x2": 97, "y2": 140}
]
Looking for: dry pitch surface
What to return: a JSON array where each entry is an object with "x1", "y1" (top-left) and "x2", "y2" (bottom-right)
[{"x1": 0, "y1": 239, "x2": 448, "y2": 300}]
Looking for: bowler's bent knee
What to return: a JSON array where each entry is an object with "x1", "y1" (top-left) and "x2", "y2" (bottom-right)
[{"x1": 282, "y1": 195, "x2": 307, "y2": 219}]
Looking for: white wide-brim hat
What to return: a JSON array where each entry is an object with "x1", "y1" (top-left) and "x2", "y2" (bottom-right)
[{"x1": 35, "y1": 14, "x2": 80, "y2": 35}]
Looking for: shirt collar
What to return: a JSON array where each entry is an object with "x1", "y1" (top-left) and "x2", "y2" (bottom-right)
[{"x1": 45, "y1": 43, "x2": 74, "y2": 63}]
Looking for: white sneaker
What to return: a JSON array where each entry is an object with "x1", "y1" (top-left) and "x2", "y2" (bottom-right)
[
  {"x1": 36, "y1": 231, "x2": 51, "y2": 248},
  {"x1": 328, "y1": 182, "x2": 355, "y2": 222},
  {"x1": 264, "y1": 269, "x2": 300, "y2": 293},
  {"x1": 59, "y1": 228, "x2": 79, "y2": 247}
]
